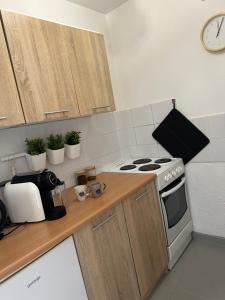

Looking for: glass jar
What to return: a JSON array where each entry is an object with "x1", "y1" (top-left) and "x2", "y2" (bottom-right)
[
  {"x1": 75, "y1": 170, "x2": 87, "y2": 185},
  {"x1": 85, "y1": 165, "x2": 96, "y2": 181}
]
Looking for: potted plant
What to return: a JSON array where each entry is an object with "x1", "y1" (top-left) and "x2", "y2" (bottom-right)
[
  {"x1": 47, "y1": 134, "x2": 65, "y2": 165},
  {"x1": 64, "y1": 131, "x2": 81, "y2": 159},
  {"x1": 25, "y1": 138, "x2": 46, "y2": 171}
]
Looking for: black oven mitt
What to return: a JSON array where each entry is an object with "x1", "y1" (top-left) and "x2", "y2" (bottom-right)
[{"x1": 152, "y1": 108, "x2": 210, "y2": 164}]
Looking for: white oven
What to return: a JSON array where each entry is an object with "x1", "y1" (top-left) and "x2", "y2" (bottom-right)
[
  {"x1": 105, "y1": 157, "x2": 193, "y2": 269},
  {"x1": 159, "y1": 176, "x2": 192, "y2": 269}
]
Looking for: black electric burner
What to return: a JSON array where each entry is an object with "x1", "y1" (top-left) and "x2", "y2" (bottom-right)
[
  {"x1": 138, "y1": 164, "x2": 161, "y2": 171},
  {"x1": 133, "y1": 158, "x2": 152, "y2": 165},
  {"x1": 120, "y1": 165, "x2": 137, "y2": 171},
  {"x1": 154, "y1": 158, "x2": 172, "y2": 164}
]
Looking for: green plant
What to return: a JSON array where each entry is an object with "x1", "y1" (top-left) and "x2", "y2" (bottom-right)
[
  {"x1": 25, "y1": 138, "x2": 46, "y2": 155},
  {"x1": 65, "y1": 131, "x2": 81, "y2": 145},
  {"x1": 47, "y1": 134, "x2": 64, "y2": 150}
]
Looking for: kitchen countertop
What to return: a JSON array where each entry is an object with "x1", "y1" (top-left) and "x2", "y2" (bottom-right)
[{"x1": 0, "y1": 172, "x2": 156, "y2": 282}]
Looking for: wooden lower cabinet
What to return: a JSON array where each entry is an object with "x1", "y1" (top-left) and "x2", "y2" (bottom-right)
[
  {"x1": 74, "y1": 182, "x2": 167, "y2": 300},
  {"x1": 74, "y1": 204, "x2": 141, "y2": 300},
  {"x1": 123, "y1": 182, "x2": 168, "y2": 299}
]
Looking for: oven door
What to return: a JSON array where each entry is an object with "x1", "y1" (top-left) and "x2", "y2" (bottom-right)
[{"x1": 160, "y1": 177, "x2": 191, "y2": 245}]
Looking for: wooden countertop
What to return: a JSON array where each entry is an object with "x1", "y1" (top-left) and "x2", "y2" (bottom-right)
[{"x1": 0, "y1": 172, "x2": 156, "y2": 281}]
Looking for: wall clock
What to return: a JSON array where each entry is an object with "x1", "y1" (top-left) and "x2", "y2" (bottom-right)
[{"x1": 201, "y1": 13, "x2": 225, "y2": 52}]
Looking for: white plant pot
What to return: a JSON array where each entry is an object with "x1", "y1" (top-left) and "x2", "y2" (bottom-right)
[
  {"x1": 26, "y1": 152, "x2": 46, "y2": 171},
  {"x1": 47, "y1": 148, "x2": 65, "y2": 165},
  {"x1": 65, "y1": 144, "x2": 80, "y2": 159}
]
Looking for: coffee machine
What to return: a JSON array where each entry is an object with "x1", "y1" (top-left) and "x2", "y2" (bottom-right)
[{"x1": 4, "y1": 170, "x2": 66, "y2": 222}]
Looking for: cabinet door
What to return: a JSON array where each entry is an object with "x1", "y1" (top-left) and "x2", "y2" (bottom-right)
[
  {"x1": 74, "y1": 204, "x2": 140, "y2": 300},
  {"x1": 1, "y1": 11, "x2": 80, "y2": 122},
  {"x1": 123, "y1": 183, "x2": 168, "y2": 299},
  {"x1": 69, "y1": 28, "x2": 115, "y2": 115},
  {"x1": 0, "y1": 237, "x2": 88, "y2": 300},
  {"x1": 0, "y1": 21, "x2": 24, "y2": 128}
]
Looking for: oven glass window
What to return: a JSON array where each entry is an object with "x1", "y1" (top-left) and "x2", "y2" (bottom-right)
[{"x1": 163, "y1": 184, "x2": 187, "y2": 228}]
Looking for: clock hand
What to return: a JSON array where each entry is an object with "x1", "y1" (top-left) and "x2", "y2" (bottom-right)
[
  {"x1": 216, "y1": 17, "x2": 224, "y2": 38},
  {"x1": 217, "y1": 19, "x2": 220, "y2": 31}
]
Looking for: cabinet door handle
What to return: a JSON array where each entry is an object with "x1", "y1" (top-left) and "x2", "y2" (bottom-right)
[
  {"x1": 0, "y1": 116, "x2": 8, "y2": 120},
  {"x1": 92, "y1": 214, "x2": 115, "y2": 231},
  {"x1": 44, "y1": 109, "x2": 70, "y2": 115},
  {"x1": 135, "y1": 192, "x2": 147, "y2": 202},
  {"x1": 92, "y1": 105, "x2": 111, "y2": 110}
]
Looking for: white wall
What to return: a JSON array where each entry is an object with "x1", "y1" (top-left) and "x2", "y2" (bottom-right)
[
  {"x1": 106, "y1": 0, "x2": 225, "y2": 118},
  {"x1": 0, "y1": 0, "x2": 107, "y2": 34}
]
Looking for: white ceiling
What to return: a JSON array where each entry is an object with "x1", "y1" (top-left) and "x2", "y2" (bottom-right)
[{"x1": 67, "y1": 0, "x2": 128, "y2": 14}]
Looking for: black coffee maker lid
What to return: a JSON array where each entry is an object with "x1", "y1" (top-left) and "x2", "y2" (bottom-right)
[{"x1": 11, "y1": 169, "x2": 61, "y2": 190}]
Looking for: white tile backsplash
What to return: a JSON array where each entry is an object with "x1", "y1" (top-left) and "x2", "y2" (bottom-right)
[
  {"x1": 127, "y1": 128, "x2": 137, "y2": 146},
  {"x1": 117, "y1": 129, "x2": 129, "y2": 149},
  {"x1": 209, "y1": 113, "x2": 225, "y2": 139},
  {"x1": 152, "y1": 100, "x2": 173, "y2": 124},
  {"x1": 191, "y1": 116, "x2": 211, "y2": 138},
  {"x1": 90, "y1": 112, "x2": 116, "y2": 134},
  {"x1": 134, "y1": 125, "x2": 156, "y2": 145},
  {"x1": 1, "y1": 100, "x2": 224, "y2": 191},
  {"x1": 157, "y1": 143, "x2": 172, "y2": 158},
  {"x1": 128, "y1": 144, "x2": 159, "y2": 158},
  {"x1": 131, "y1": 105, "x2": 154, "y2": 127},
  {"x1": 103, "y1": 132, "x2": 120, "y2": 155},
  {"x1": 2, "y1": 99, "x2": 225, "y2": 240},
  {"x1": 114, "y1": 110, "x2": 132, "y2": 130},
  {"x1": 0, "y1": 113, "x2": 120, "y2": 186},
  {"x1": 210, "y1": 138, "x2": 225, "y2": 161}
]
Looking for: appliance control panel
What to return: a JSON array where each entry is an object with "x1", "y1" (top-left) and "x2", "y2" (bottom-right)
[
  {"x1": 158, "y1": 161, "x2": 184, "y2": 191},
  {"x1": 164, "y1": 166, "x2": 183, "y2": 181}
]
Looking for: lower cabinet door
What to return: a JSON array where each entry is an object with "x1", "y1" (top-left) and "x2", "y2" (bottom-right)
[
  {"x1": 123, "y1": 183, "x2": 168, "y2": 299},
  {"x1": 0, "y1": 237, "x2": 88, "y2": 300},
  {"x1": 74, "y1": 204, "x2": 141, "y2": 300}
]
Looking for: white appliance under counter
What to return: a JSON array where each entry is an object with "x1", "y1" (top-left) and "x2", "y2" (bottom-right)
[{"x1": 0, "y1": 236, "x2": 88, "y2": 300}]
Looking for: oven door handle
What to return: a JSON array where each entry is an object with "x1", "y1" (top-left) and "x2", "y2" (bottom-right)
[{"x1": 161, "y1": 177, "x2": 186, "y2": 198}]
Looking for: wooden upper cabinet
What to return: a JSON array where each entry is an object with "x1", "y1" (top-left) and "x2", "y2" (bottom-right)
[
  {"x1": 69, "y1": 28, "x2": 115, "y2": 115},
  {"x1": 123, "y1": 183, "x2": 168, "y2": 299},
  {"x1": 74, "y1": 205, "x2": 140, "y2": 300},
  {"x1": 0, "y1": 20, "x2": 24, "y2": 128},
  {"x1": 1, "y1": 11, "x2": 80, "y2": 122}
]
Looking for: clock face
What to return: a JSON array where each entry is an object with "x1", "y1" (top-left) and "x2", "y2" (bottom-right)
[{"x1": 201, "y1": 14, "x2": 225, "y2": 52}]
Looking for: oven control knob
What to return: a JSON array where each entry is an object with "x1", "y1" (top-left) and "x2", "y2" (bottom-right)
[
  {"x1": 168, "y1": 173, "x2": 172, "y2": 180},
  {"x1": 172, "y1": 170, "x2": 176, "y2": 176},
  {"x1": 176, "y1": 167, "x2": 179, "y2": 173},
  {"x1": 164, "y1": 175, "x2": 168, "y2": 181},
  {"x1": 178, "y1": 166, "x2": 183, "y2": 173}
]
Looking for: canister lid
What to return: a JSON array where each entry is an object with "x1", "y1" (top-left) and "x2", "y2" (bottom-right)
[
  {"x1": 75, "y1": 169, "x2": 86, "y2": 175},
  {"x1": 85, "y1": 165, "x2": 95, "y2": 171}
]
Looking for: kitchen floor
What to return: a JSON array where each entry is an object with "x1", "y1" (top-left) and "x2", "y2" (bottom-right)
[{"x1": 149, "y1": 235, "x2": 225, "y2": 300}]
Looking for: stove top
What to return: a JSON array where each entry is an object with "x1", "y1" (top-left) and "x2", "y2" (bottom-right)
[
  {"x1": 154, "y1": 158, "x2": 172, "y2": 164},
  {"x1": 115, "y1": 157, "x2": 173, "y2": 174},
  {"x1": 133, "y1": 158, "x2": 152, "y2": 164},
  {"x1": 120, "y1": 165, "x2": 137, "y2": 171},
  {"x1": 106, "y1": 157, "x2": 184, "y2": 191},
  {"x1": 138, "y1": 164, "x2": 161, "y2": 171}
]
